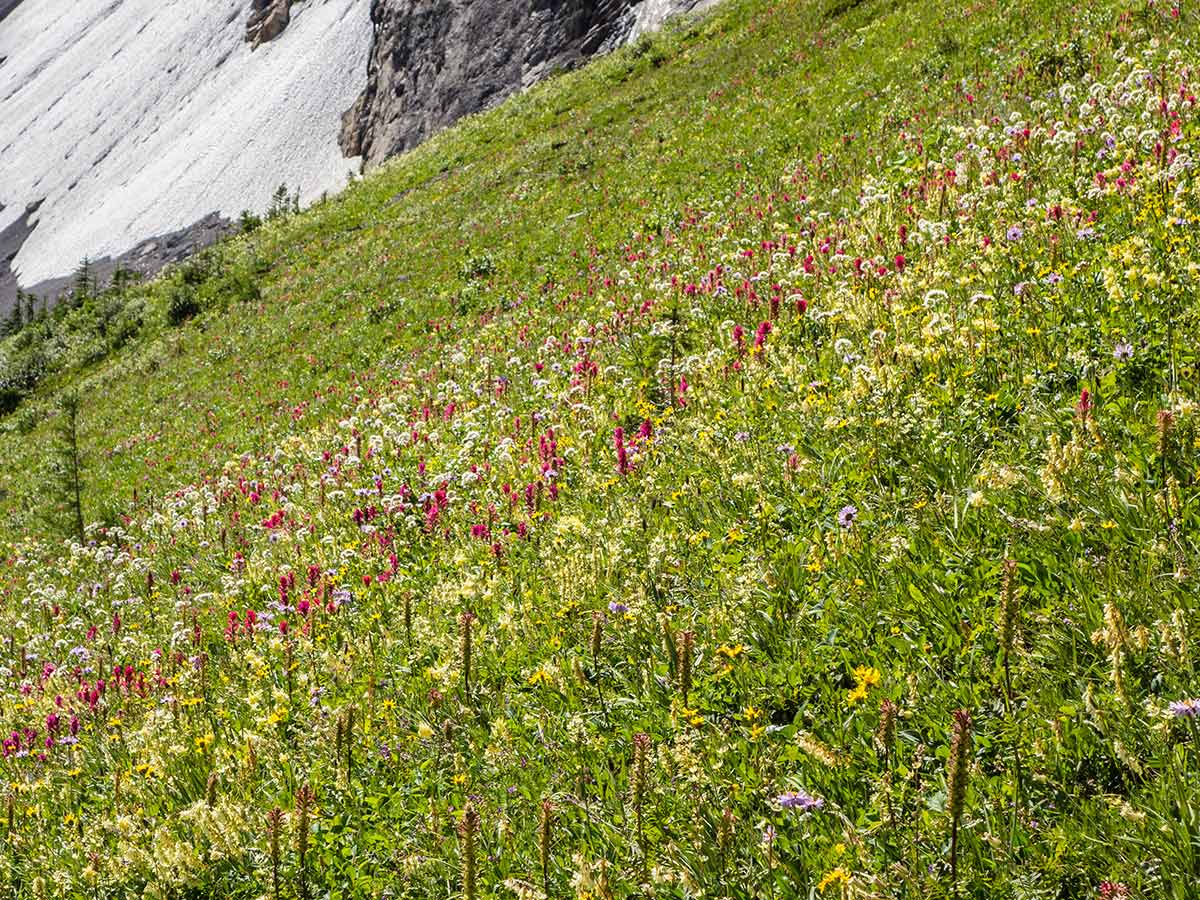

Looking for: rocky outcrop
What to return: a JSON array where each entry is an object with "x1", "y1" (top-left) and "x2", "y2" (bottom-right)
[
  {"x1": 0, "y1": 210, "x2": 233, "y2": 318},
  {"x1": 0, "y1": 200, "x2": 39, "y2": 318},
  {"x1": 340, "y1": 0, "x2": 717, "y2": 167},
  {"x1": 246, "y1": 0, "x2": 295, "y2": 46}
]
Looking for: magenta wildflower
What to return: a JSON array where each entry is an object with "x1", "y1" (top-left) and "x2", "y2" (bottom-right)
[
  {"x1": 613, "y1": 427, "x2": 630, "y2": 475},
  {"x1": 754, "y1": 320, "x2": 772, "y2": 351}
]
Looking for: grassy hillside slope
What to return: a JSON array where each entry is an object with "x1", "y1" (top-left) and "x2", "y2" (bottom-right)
[{"x1": 2, "y1": 0, "x2": 1200, "y2": 896}]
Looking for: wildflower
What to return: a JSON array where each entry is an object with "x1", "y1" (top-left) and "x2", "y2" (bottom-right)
[
  {"x1": 267, "y1": 807, "x2": 283, "y2": 900},
  {"x1": 817, "y1": 867, "x2": 851, "y2": 893},
  {"x1": 837, "y1": 504, "x2": 857, "y2": 528},
  {"x1": 1113, "y1": 342, "x2": 1133, "y2": 361},
  {"x1": 676, "y1": 629, "x2": 695, "y2": 705},
  {"x1": 1168, "y1": 698, "x2": 1200, "y2": 718},
  {"x1": 1076, "y1": 389, "x2": 1093, "y2": 421},
  {"x1": 847, "y1": 665, "x2": 880, "y2": 706},
  {"x1": 798, "y1": 731, "x2": 841, "y2": 767},
  {"x1": 459, "y1": 611, "x2": 476, "y2": 700},
  {"x1": 753, "y1": 320, "x2": 772, "y2": 352},
  {"x1": 853, "y1": 665, "x2": 881, "y2": 687},
  {"x1": 608, "y1": 601, "x2": 629, "y2": 615},
  {"x1": 631, "y1": 732, "x2": 652, "y2": 845},
  {"x1": 945, "y1": 708, "x2": 972, "y2": 890},
  {"x1": 295, "y1": 783, "x2": 315, "y2": 900},
  {"x1": 1099, "y1": 883, "x2": 1130, "y2": 900},
  {"x1": 1007, "y1": 225, "x2": 1024, "y2": 241},
  {"x1": 458, "y1": 803, "x2": 480, "y2": 900},
  {"x1": 613, "y1": 427, "x2": 631, "y2": 475},
  {"x1": 774, "y1": 789, "x2": 823, "y2": 811}
]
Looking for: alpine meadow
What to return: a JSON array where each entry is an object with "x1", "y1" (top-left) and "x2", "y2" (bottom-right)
[{"x1": 2, "y1": 0, "x2": 1200, "y2": 897}]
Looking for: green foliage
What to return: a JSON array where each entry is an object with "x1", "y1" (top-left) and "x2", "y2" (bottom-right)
[
  {"x1": 458, "y1": 250, "x2": 497, "y2": 281},
  {"x1": 266, "y1": 183, "x2": 300, "y2": 221},
  {"x1": 41, "y1": 389, "x2": 85, "y2": 543},
  {"x1": 239, "y1": 208, "x2": 263, "y2": 234},
  {"x1": 165, "y1": 283, "x2": 201, "y2": 326}
]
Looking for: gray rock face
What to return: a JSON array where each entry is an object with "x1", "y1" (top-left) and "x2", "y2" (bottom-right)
[
  {"x1": 246, "y1": 0, "x2": 294, "y2": 46},
  {"x1": 340, "y1": 0, "x2": 716, "y2": 167}
]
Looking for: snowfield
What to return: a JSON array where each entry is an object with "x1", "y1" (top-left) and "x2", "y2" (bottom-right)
[{"x1": 0, "y1": 0, "x2": 372, "y2": 285}]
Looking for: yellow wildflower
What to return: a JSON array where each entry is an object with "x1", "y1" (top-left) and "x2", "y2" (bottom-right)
[{"x1": 817, "y1": 867, "x2": 851, "y2": 893}]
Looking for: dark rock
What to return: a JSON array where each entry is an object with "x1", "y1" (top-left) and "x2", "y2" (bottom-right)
[
  {"x1": 0, "y1": 211, "x2": 234, "y2": 318},
  {"x1": 0, "y1": 0, "x2": 25, "y2": 24},
  {"x1": 246, "y1": 0, "x2": 294, "y2": 47},
  {"x1": 341, "y1": 0, "x2": 715, "y2": 168},
  {"x1": 0, "y1": 200, "x2": 41, "y2": 319}
]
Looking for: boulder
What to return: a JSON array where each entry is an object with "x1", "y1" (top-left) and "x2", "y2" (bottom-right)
[{"x1": 246, "y1": 0, "x2": 294, "y2": 47}]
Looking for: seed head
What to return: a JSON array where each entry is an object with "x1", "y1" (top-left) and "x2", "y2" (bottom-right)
[{"x1": 945, "y1": 708, "x2": 972, "y2": 827}]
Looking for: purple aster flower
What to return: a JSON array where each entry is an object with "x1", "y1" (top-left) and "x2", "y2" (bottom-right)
[
  {"x1": 775, "y1": 790, "x2": 823, "y2": 811},
  {"x1": 608, "y1": 601, "x2": 629, "y2": 615},
  {"x1": 1007, "y1": 225, "x2": 1024, "y2": 241},
  {"x1": 1169, "y1": 698, "x2": 1200, "y2": 718},
  {"x1": 734, "y1": 431, "x2": 751, "y2": 443},
  {"x1": 1113, "y1": 342, "x2": 1133, "y2": 361},
  {"x1": 837, "y1": 505, "x2": 858, "y2": 528},
  {"x1": 1045, "y1": 272, "x2": 1063, "y2": 285}
]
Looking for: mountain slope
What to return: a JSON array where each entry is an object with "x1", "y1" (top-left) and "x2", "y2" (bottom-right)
[
  {"x1": 0, "y1": 0, "x2": 371, "y2": 293},
  {"x1": 0, "y1": 0, "x2": 709, "y2": 315},
  {"x1": 1, "y1": 0, "x2": 1199, "y2": 897}
]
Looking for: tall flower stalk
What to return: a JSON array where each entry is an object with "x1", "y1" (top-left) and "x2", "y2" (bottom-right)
[
  {"x1": 295, "y1": 784, "x2": 315, "y2": 900},
  {"x1": 458, "y1": 803, "x2": 480, "y2": 900},
  {"x1": 459, "y1": 611, "x2": 476, "y2": 702},
  {"x1": 946, "y1": 709, "x2": 972, "y2": 896}
]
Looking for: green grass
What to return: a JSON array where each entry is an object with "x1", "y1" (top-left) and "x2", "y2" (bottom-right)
[{"x1": 1, "y1": 0, "x2": 1199, "y2": 896}]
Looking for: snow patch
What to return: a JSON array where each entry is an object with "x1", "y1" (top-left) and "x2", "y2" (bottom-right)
[
  {"x1": 0, "y1": 0, "x2": 372, "y2": 285},
  {"x1": 629, "y1": 0, "x2": 719, "y2": 41}
]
